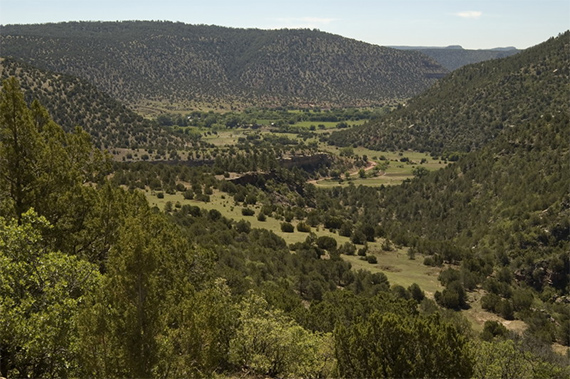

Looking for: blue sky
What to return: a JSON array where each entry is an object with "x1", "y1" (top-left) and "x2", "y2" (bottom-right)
[{"x1": 0, "y1": 0, "x2": 568, "y2": 49}]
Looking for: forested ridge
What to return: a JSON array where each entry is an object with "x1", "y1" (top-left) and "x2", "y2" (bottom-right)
[
  {"x1": 0, "y1": 57, "x2": 186, "y2": 149},
  {"x1": 329, "y1": 31, "x2": 569, "y2": 155},
  {"x1": 322, "y1": 32, "x2": 570, "y2": 351},
  {"x1": 0, "y1": 21, "x2": 447, "y2": 110},
  {"x1": 418, "y1": 47, "x2": 519, "y2": 71}
]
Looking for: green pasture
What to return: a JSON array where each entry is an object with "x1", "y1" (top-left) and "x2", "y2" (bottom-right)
[
  {"x1": 342, "y1": 249, "x2": 444, "y2": 296},
  {"x1": 294, "y1": 119, "x2": 367, "y2": 129},
  {"x1": 314, "y1": 174, "x2": 410, "y2": 187},
  {"x1": 312, "y1": 147, "x2": 446, "y2": 187},
  {"x1": 324, "y1": 145, "x2": 443, "y2": 164},
  {"x1": 145, "y1": 189, "x2": 349, "y2": 245},
  {"x1": 201, "y1": 130, "x2": 248, "y2": 146}
]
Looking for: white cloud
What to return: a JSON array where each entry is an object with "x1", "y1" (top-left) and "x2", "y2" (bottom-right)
[{"x1": 455, "y1": 11, "x2": 483, "y2": 19}]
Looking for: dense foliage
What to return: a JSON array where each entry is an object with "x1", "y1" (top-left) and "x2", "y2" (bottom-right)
[
  {"x1": 0, "y1": 21, "x2": 447, "y2": 110},
  {"x1": 375, "y1": 109, "x2": 570, "y2": 343},
  {"x1": 1, "y1": 29, "x2": 569, "y2": 378},
  {"x1": 329, "y1": 31, "x2": 569, "y2": 155},
  {"x1": 0, "y1": 78, "x2": 468, "y2": 378}
]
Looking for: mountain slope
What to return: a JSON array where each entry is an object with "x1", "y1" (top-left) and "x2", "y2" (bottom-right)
[
  {"x1": 0, "y1": 21, "x2": 447, "y2": 111},
  {"x1": 373, "y1": 94, "x2": 570, "y2": 343},
  {"x1": 364, "y1": 34, "x2": 569, "y2": 341},
  {"x1": 381, "y1": 111, "x2": 569, "y2": 261},
  {"x1": 329, "y1": 31, "x2": 569, "y2": 155},
  {"x1": 0, "y1": 57, "x2": 186, "y2": 149},
  {"x1": 390, "y1": 46, "x2": 520, "y2": 71}
]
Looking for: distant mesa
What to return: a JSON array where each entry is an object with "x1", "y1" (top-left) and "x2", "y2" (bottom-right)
[
  {"x1": 389, "y1": 45, "x2": 464, "y2": 50},
  {"x1": 390, "y1": 45, "x2": 521, "y2": 70},
  {"x1": 489, "y1": 46, "x2": 518, "y2": 51}
]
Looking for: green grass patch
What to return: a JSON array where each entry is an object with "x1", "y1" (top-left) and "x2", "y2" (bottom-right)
[
  {"x1": 201, "y1": 130, "x2": 247, "y2": 146},
  {"x1": 294, "y1": 120, "x2": 367, "y2": 129},
  {"x1": 144, "y1": 189, "x2": 352, "y2": 245},
  {"x1": 312, "y1": 176, "x2": 406, "y2": 187},
  {"x1": 342, "y1": 247, "x2": 444, "y2": 296},
  {"x1": 311, "y1": 146, "x2": 447, "y2": 187}
]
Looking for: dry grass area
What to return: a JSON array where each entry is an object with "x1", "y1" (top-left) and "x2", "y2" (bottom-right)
[
  {"x1": 552, "y1": 343, "x2": 570, "y2": 356},
  {"x1": 463, "y1": 290, "x2": 528, "y2": 333},
  {"x1": 144, "y1": 189, "x2": 352, "y2": 245},
  {"x1": 145, "y1": 189, "x2": 443, "y2": 296}
]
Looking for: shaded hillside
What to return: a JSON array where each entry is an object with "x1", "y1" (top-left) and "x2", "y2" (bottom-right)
[
  {"x1": 381, "y1": 111, "x2": 569, "y2": 271},
  {"x1": 0, "y1": 58, "x2": 186, "y2": 149},
  {"x1": 0, "y1": 21, "x2": 447, "y2": 111},
  {"x1": 329, "y1": 31, "x2": 569, "y2": 155},
  {"x1": 391, "y1": 45, "x2": 520, "y2": 71}
]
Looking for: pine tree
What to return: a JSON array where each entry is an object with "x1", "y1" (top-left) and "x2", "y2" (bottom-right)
[{"x1": 0, "y1": 77, "x2": 41, "y2": 222}]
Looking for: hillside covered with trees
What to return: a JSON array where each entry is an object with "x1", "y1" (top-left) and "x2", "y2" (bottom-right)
[
  {"x1": 0, "y1": 57, "x2": 186, "y2": 150},
  {"x1": 0, "y1": 21, "x2": 447, "y2": 111},
  {"x1": 2, "y1": 72, "x2": 568, "y2": 378},
  {"x1": 366, "y1": 105, "x2": 568, "y2": 343},
  {"x1": 0, "y1": 77, "x2": 465, "y2": 378},
  {"x1": 0, "y1": 19, "x2": 568, "y2": 378},
  {"x1": 329, "y1": 31, "x2": 569, "y2": 156}
]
